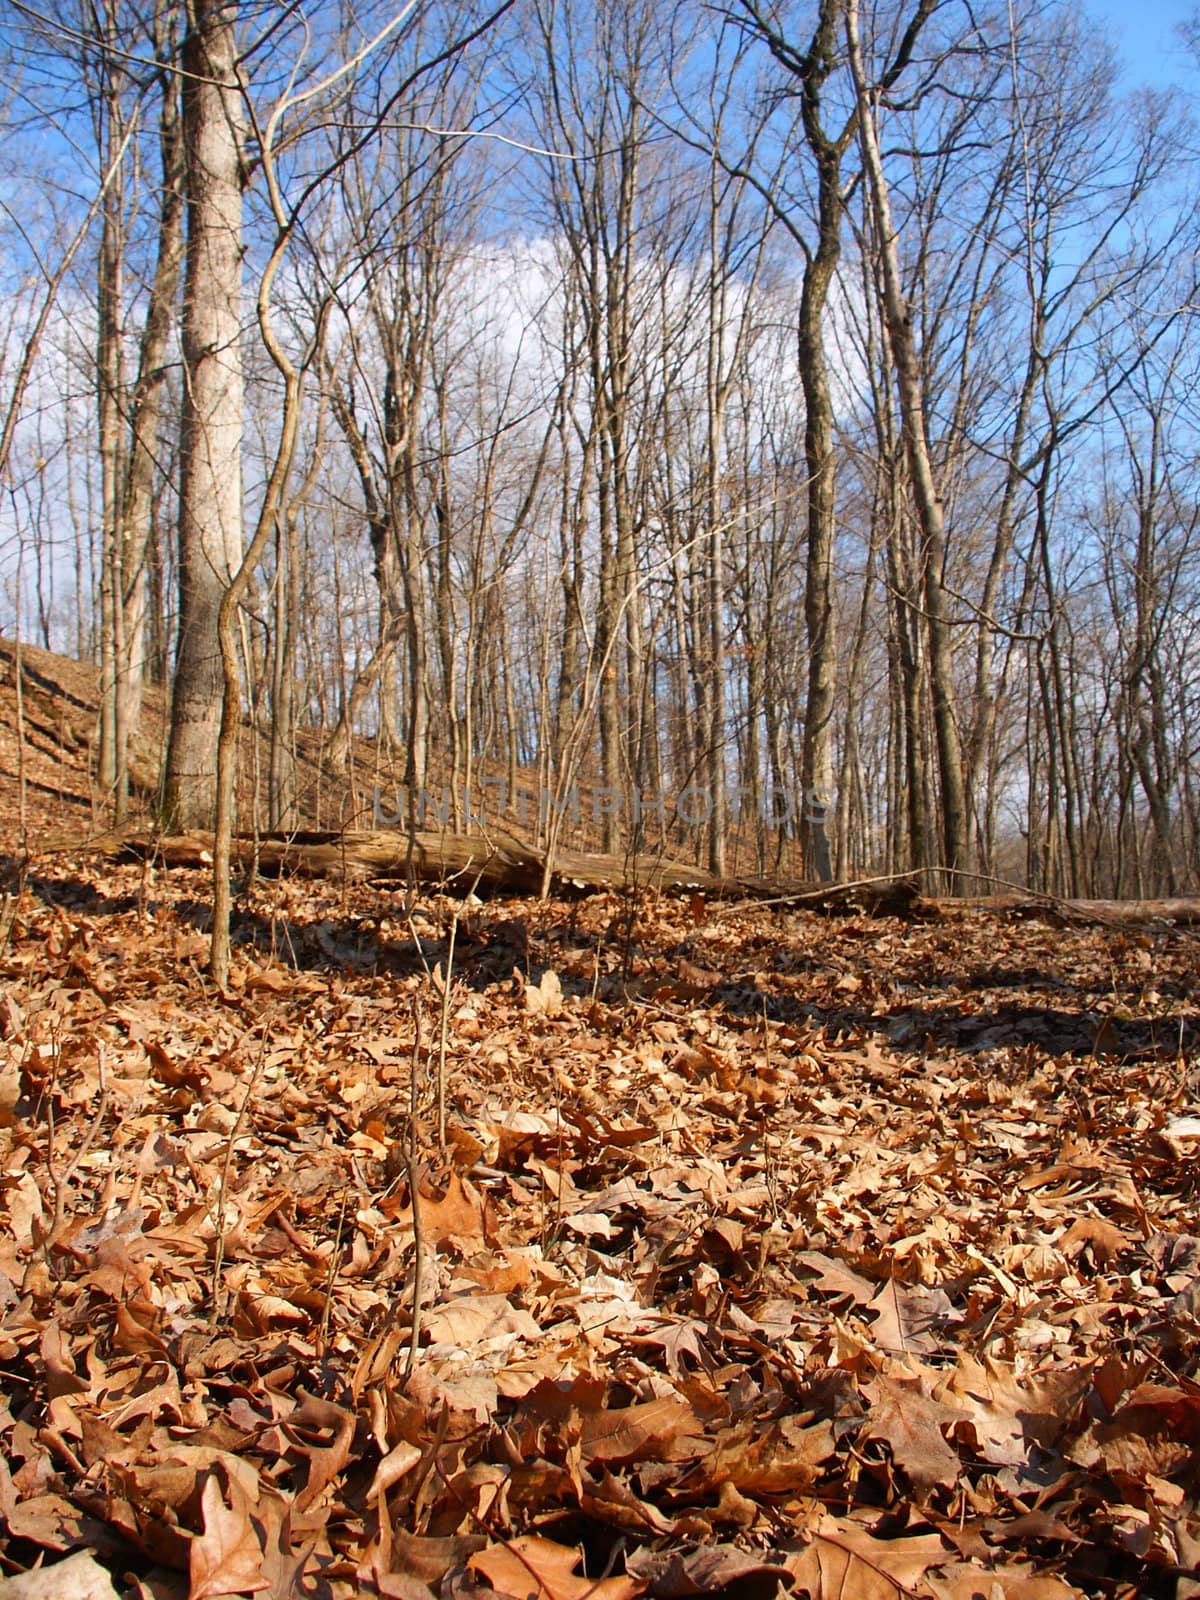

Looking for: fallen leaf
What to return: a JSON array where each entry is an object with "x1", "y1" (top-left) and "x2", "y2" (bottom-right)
[
  {"x1": 626, "y1": 1544, "x2": 791, "y2": 1599},
  {"x1": 785, "y1": 1518, "x2": 947, "y2": 1600},
  {"x1": 1058, "y1": 1213, "x2": 1130, "y2": 1265},
  {"x1": 861, "y1": 1375, "x2": 962, "y2": 1495},
  {"x1": 189, "y1": 1472, "x2": 266, "y2": 1599},
  {"x1": 469, "y1": 1537, "x2": 642, "y2": 1600},
  {"x1": 524, "y1": 971, "x2": 563, "y2": 1017},
  {"x1": 0, "y1": 1551, "x2": 121, "y2": 1600}
]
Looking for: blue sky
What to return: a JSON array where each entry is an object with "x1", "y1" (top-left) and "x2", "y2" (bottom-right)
[{"x1": 1081, "y1": 0, "x2": 1196, "y2": 87}]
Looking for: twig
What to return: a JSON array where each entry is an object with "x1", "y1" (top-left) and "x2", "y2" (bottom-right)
[
  {"x1": 317, "y1": 1187, "x2": 350, "y2": 1356},
  {"x1": 714, "y1": 870, "x2": 919, "y2": 918},
  {"x1": 761, "y1": 993, "x2": 779, "y2": 1226},
  {"x1": 436, "y1": 911, "x2": 458, "y2": 1153},
  {"x1": 0, "y1": 850, "x2": 28, "y2": 969},
  {"x1": 404, "y1": 997, "x2": 426, "y2": 1382},
  {"x1": 270, "y1": 1202, "x2": 330, "y2": 1266},
  {"x1": 406, "y1": 906, "x2": 434, "y2": 980},
  {"x1": 210, "y1": 1032, "x2": 268, "y2": 1327}
]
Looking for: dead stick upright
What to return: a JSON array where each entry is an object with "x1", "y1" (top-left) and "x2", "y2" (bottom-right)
[
  {"x1": 210, "y1": 1032, "x2": 266, "y2": 1326},
  {"x1": 436, "y1": 912, "x2": 458, "y2": 1153},
  {"x1": 405, "y1": 998, "x2": 426, "y2": 1382}
]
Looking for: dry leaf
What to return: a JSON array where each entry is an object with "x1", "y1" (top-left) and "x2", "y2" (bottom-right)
[
  {"x1": 189, "y1": 1473, "x2": 266, "y2": 1599},
  {"x1": 785, "y1": 1518, "x2": 947, "y2": 1600},
  {"x1": 861, "y1": 1375, "x2": 962, "y2": 1495},
  {"x1": 524, "y1": 971, "x2": 563, "y2": 1017},
  {"x1": 0, "y1": 1552, "x2": 121, "y2": 1600},
  {"x1": 469, "y1": 1537, "x2": 641, "y2": 1600}
]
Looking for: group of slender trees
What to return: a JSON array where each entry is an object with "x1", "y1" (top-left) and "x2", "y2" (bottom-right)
[{"x1": 2, "y1": 0, "x2": 1199, "y2": 903}]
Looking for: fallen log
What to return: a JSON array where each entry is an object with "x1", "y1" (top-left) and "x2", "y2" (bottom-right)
[
  {"x1": 918, "y1": 891, "x2": 1200, "y2": 928},
  {"x1": 58, "y1": 825, "x2": 713, "y2": 894},
  {"x1": 54, "y1": 825, "x2": 926, "y2": 910},
  {"x1": 720, "y1": 872, "x2": 923, "y2": 918},
  {"x1": 99, "y1": 828, "x2": 546, "y2": 893},
  {"x1": 47, "y1": 830, "x2": 1190, "y2": 925}
]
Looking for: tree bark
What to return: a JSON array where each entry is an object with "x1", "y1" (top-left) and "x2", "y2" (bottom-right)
[
  {"x1": 95, "y1": 72, "x2": 125, "y2": 809},
  {"x1": 118, "y1": 5, "x2": 185, "y2": 813},
  {"x1": 162, "y1": 0, "x2": 245, "y2": 830},
  {"x1": 845, "y1": 0, "x2": 967, "y2": 885}
]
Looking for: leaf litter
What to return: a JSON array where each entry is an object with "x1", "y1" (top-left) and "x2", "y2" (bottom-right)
[{"x1": 0, "y1": 853, "x2": 1197, "y2": 1599}]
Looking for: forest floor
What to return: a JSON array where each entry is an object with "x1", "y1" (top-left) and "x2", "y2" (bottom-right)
[{"x1": 0, "y1": 645, "x2": 1198, "y2": 1600}]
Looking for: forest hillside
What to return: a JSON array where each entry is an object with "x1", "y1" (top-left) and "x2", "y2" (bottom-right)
[{"x1": 0, "y1": 639, "x2": 1197, "y2": 1599}]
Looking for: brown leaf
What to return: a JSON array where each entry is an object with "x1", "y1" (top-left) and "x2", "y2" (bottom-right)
[
  {"x1": 686, "y1": 1418, "x2": 836, "y2": 1497},
  {"x1": 40, "y1": 1321, "x2": 88, "y2": 1399},
  {"x1": 580, "y1": 1395, "x2": 708, "y2": 1465},
  {"x1": 578, "y1": 1469, "x2": 677, "y2": 1536},
  {"x1": 2, "y1": 1495, "x2": 109, "y2": 1556},
  {"x1": 524, "y1": 971, "x2": 563, "y2": 1017},
  {"x1": 469, "y1": 1537, "x2": 641, "y2": 1600},
  {"x1": 286, "y1": 1396, "x2": 356, "y2": 1515},
  {"x1": 386, "y1": 1532, "x2": 489, "y2": 1585},
  {"x1": 256, "y1": 1497, "x2": 317, "y2": 1600},
  {"x1": 0, "y1": 1550, "x2": 121, "y2": 1600},
  {"x1": 422, "y1": 1292, "x2": 540, "y2": 1349},
  {"x1": 861, "y1": 1374, "x2": 962, "y2": 1495},
  {"x1": 785, "y1": 1518, "x2": 947, "y2": 1600},
  {"x1": 392, "y1": 1172, "x2": 486, "y2": 1243},
  {"x1": 627, "y1": 1318, "x2": 714, "y2": 1378},
  {"x1": 928, "y1": 1564, "x2": 1084, "y2": 1599},
  {"x1": 1059, "y1": 1215, "x2": 1130, "y2": 1265},
  {"x1": 626, "y1": 1544, "x2": 790, "y2": 1599},
  {"x1": 188, "y1": 1472, "x2": 266, "y2": 1600},
  {"x1": 868, "y1": 1279, "x2": 958, "y2": 1356},
  {"x1": 798, "y1": 1252, "x2": 876, "y2": 1308}
]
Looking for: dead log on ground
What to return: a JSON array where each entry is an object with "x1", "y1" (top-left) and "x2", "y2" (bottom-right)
[
  {"x1": 54, "y1": 826, "x2": 927, "y2": 909},
  {"x1": 917, "y1": 892, "x2": 1200, "y2": 928}
]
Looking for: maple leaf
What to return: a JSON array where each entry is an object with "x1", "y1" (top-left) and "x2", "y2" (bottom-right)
[
  {"x1": 469, "y1": 1536, "x2": 642, "y2": 1600},
  {"x1": 1059, "y1": 1214, "x2": 1130, "y2": 1266},
  {"x1": 627, "y1": 1544, "x2": 791, "y2": 1599},
  {"x1": 189, "y1": 1472, "x2": 266, "y2": 1599},
  {"x1": 627, "y1": 1316, "x2": 714, "y2": 1377},
  {"x1": 785, "y1": 1517, "x2": 948, "y2": 1600},
  {"x1": 861, "y1": 1374, "x2": 963, "y2": 1495}
]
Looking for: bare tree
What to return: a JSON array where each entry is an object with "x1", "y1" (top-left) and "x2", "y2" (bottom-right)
[
  {"x1": 844, "y1": 0, "x2": 968, "y2": 883},
  {"x1": 161, "y1": 0, "x2": 246, "y2": 829}
]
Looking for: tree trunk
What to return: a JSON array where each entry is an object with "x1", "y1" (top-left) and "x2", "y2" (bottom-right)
[
  {"x1": 162, "y1": 0, "x2": 244, "y2": 830},
  {"x1": 846, "y1": 0, "x2": 966, "y2": 885},
  {"x1": 119, "y1": 9, "x2": 185, "y2": 808},
  {"x1": 736, "y1": 0, "x2": 858, "y2": 883},
  {"x1": 96, "y1": 34, "x2": 125, "y2": 809}
]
